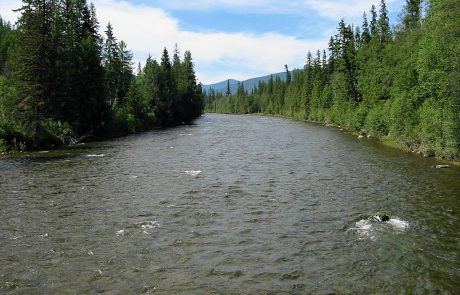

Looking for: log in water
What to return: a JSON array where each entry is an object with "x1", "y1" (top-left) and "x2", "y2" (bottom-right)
[{"x1": 1, "y1": 114, "x2": 459, "y2": 293}]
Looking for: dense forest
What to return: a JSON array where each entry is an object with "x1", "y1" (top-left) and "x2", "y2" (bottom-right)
[
  {"x1": 0, "y1": 0, "x2": 203, "y2": 151},
  {"x1": 204, "y1": 0, "x2": 459, "y2": 160}
]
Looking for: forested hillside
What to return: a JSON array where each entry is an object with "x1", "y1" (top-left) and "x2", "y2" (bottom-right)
[
  {"x1": 0, "y1": 0, "x2": 203, "y2": 151},
  {"x1": 204, "y1": 0, "x2": 459, "y2": 160}
]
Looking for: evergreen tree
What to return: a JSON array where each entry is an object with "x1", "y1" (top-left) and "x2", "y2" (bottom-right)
[
  {"x1": 103, "y1": 23, "x2": 121, "y2": 110},
  {"x1": 402, "y1": 0, "x2": 422, "y2": 31},
  {"x1": 13, "y1": 0, "x2": 57, "y2": 146},
  {"x1": 378, "y1": 0, "x2": 392, "y2": 42},
  {"x1": 226, "y1": 79, "x2": 231, "y2": 96},
  {"x1": 156, "y1": 47, "x2": 175, "y2": 125},
  {"x1": 370, "y1": 5, "x2": 379, "y2": 37},
  {"x1": 361, "y1": 12, "x2": 371, "y2": 44},
  {"x1": 285, "y1": 64, "x2": 291, "y2": 84}
]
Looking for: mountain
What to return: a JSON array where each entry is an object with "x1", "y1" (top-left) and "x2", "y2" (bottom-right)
[{"x1": 202, "y1": 72, "x2": 288, "y2": 95}]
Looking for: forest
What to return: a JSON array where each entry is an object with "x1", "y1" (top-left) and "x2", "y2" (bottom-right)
[
  {"x1": 0, "y1": 0, "x2": 203, "y2": 151},
  {"x1": 204, "y1": 0, "x2": 459, "y2": 160}
]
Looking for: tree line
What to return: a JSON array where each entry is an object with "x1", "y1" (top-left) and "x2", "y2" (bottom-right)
[
  {"x1": 204, "y1": 0, "x2": 459, "y2": 160},
  {"x1": 0, "y1": 0, "x2": 203, "y2": 151}
]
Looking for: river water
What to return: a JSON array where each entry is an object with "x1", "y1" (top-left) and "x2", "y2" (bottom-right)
[{"x1": 1, "y1": 114, "x2": 459, "y2": 294}]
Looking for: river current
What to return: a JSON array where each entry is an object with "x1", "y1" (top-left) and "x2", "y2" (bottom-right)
[{"x1": 1, "y1": 114, "x2": 459, "y2": 294}]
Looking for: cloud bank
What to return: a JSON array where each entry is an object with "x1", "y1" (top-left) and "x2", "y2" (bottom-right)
[{"x1": 93, "y1": 0, "x2": 328, "y2": 84}]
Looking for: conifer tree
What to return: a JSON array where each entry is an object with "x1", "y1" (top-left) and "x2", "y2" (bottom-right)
[
  {"x1": 226, "y1": 79, "x2": 231, "y2": 96},
  {"x1": 13, "y1": 0, "x2": 57, "y2": 146},
  {"x1": 403, "y1": 0, "x2": 422, "y2": 31},
  {"x1": 370, "y1": 5, "x2": 379, "y2": 37},
  {"x1": 156, "y1": 47, "x2": 175, "y2": 125},
  {"x1": 361, "y1": 12, "x2": 371, "y2": 44},
  {"x1": 103, "y1": 23, "x2": 121, "y2": 110},
  {"x1": 378, "y1": 0, "x2": 392, "y2": 42}
]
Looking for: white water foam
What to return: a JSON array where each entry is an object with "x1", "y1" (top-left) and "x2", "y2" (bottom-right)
[
  {"x1": 182, "y1": 170, "x2": 202, "y2": 177},
  {"x1": 116, "y1": 229, "x2": 125, "y2": 236},
  {"x1": 140, "y1": 221, "x2": 160, "y2": 229},
  {"x1": 85, "y1": 154, "x2": 105, "y2": 158},
  {"x1": 352, "y1": 219, "x2": 375, "y2": 240},
  {"x1": 351, "y1": 216, "x2": 410, "y2": 240},
  {"x1": 388, "y1": 218, "x2": 409, "y2": 230}
]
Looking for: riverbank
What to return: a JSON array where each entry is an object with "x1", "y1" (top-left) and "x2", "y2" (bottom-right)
[
  {"x1": 217, "y1": 112, "x2": 460, "y2": 166},
  {"x1": 0, "y1": 118, "x2": 202, "y2": 156}
]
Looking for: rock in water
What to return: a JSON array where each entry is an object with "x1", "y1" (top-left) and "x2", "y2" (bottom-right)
[
  {"x1": 377, "y1": 213, "x2": 390, "y2": 222},
  {"x1": 435, "y1": 165, "x2": 450, "y2": 169}
]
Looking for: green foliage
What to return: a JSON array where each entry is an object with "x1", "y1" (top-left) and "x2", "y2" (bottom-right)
[
  {"x1": 364, "y1": 102, "x2": 390, "y2": 137},
  {"x1": 204, "y1": 0, "x2": 459, "y2": 159},
  {"x1": 40, "y1": 119, "x2": 74, "y2": 146},
  {"x1": 417, "y1": 99, "x2": 458, "y2": 158},
  {"x1": 112, "y1": 108, "x2": 137, "y2": 134},
  {"x1": 0, "y1": 1, "x2": 203, "y2": 150}
]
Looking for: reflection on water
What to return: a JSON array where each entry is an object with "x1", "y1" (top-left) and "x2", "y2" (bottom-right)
[{"x1": 1, "y1": 114, "x2": 459, "y2": 294}]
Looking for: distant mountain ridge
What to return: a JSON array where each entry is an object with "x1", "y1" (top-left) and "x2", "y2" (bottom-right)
[{"x1": 202, "y1": 72, "x2": 288, "y2": 95}]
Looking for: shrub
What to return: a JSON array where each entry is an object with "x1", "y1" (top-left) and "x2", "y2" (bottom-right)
[
  {"x1": 364, "y1": 103, "x2": 390, "y2": 137},
  {"x1": 0, "y1": 121, "x2": 30, "y2": 151},
  {"x1": 40, "y1": 119, "x2": 74, "y2": 146},
  {"x1": 417, "y1": 98, "x2": 459, "y2": 159}
]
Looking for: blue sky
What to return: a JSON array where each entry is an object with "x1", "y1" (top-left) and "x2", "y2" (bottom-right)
[{"x1": 0, "y1": 0, "x2": 405, "y2": 84}]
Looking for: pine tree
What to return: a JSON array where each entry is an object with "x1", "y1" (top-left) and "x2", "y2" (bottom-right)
[
  {"x1": 156, "y1": 47, "x2": 175, "y2": 125},
  {"x1": 116, "y1": 40, "x2": 133, "y2": 106},
  {"x1": 226, "y1": 79, "x2": 231, "y2": 96},
  {"x1": 403, "y1": 0, "x2": 422, "y2": 31},
  {"x1": 285, "y1": 64, "x2": 291, "y2": 84},
  {"x1": 370, "y1": 5, "x2": 378, "y2": 37},
  {"x1": 361, "y1": 12, "x2": 371, "y2": 44},
  {"x1": 103, "y1": 23, "x2": 121, "y2": 110},
  {"x1": 13, "y1": 0, "x2": 57, "y2": 146},
  {"x1": 182, "y1": 50, "x2": 202, "y2": 120},
  {"x1": 378, "y1": 0, "x2": 392, "y2": 42}
]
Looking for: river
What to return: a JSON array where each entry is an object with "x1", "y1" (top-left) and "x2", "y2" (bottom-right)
[{"x1": 1, "y1": 113, "x2": 459, "y2": 294}]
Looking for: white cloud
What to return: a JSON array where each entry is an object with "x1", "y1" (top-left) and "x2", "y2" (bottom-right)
[
  {"x1": 304, "y1": 0, "x2": 399, "y2": 20},
  {"x1": 152, "y1": 0, "x2": 400, "y2": 20},
  {"x1": 10, "y1": 0, "x2": 410, "y2": 84},
  {"x1": 0, "y1": 0, "x2": 328, "y2": 84},
  {"x1": 93, "y1": 0, "x2": 328, "y2": 84},
  {"x1": 0, "y1": 0, "x2": 21, "y2": 24}
]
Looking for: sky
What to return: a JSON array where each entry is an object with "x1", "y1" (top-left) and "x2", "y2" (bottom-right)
[{"x1": 0, "y1": 0, "x2": 405, "y2": 85}]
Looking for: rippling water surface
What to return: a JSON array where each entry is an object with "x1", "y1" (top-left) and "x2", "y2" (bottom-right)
[{"x1": 1, "y1": 114, "x2": 459, "y2": 294}]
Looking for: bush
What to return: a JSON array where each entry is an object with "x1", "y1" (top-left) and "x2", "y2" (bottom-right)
[
  {"x1": 40, "y1": 119, "x2": 74, "y2": 146},
  {"x1": 113, "y1": 108, "x2": 139, "y2": 133},
  {"x1": 389, "y1": 93, "x2": 420, "y2": 150},
  {"x1": 417, "y1": 98, "x2": 459, "y2": 159},
  {"x1": 347, "y1": 105, "x2": 368, "y2": 131},
  {"x1": 364, "y1": 103, "x2": 390, "y2": 137},
  {"x1": 0, "y1": 138, "x2": 6, "y2": 152},
  {"x1": 0, "y1": 121, "x2": 30, "y2": 151}
]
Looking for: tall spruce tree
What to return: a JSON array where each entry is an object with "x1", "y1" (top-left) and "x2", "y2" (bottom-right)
[{"x1": 13, "y1": 0, "x2": 57, "y2": 146}]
